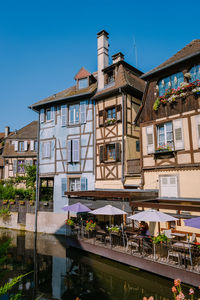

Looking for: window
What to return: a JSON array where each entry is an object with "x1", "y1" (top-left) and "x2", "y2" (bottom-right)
[
  {"x1": 157, "y1": 122, "x2": 174, "y2": 150},
  {"x1": 42, "y1": 142, "x2": 51, "y2": 159},
  {"x1": 18, "y1": 142, "x2": 24, "y2": 152},
  {"x1": 69, "y1": 178, "x2": 80, "y2": 191},
  {"x1": 106, "y1": 70, "x2": 114, "y2": 85},
  {"x1": 160, "y1": 175, "x2": 178, "y2": 197},
  {"x1": 106, "y1": 107, "x2": 116, "y2": 120},
  {"x1": 78, "y1": 78, "x2": 88, "y2": 89},
  {"x1": 69, "y1": 104, "x2": 79, "y2": 125},
  {"x1": 34, "y1": 141, "x2": 38, "y2": 151},
  {"x1": 136, "y1": 140, "x2": 140, "y2": 152},
  {"x1": 107, "y1": 144, "x2": 116, "y2": 160},
  {"x1": 67, "y1": 139, "x2": 80, "y2": 163},
  {"x1": 189, "y1": 65, "x2": 200, "y2": 82},
  {"x1": 158, "y1": 72, "x2": 184, "y2": 96},
  {"x1": 17, "y1": 160, "x2": 25, "y2": 173},
  {"x1": 46, "y1": 108, "x2": 51, "y2": 121},
  {"x1": 99, "y1": 143, "x2": 121, "y2": 163}
]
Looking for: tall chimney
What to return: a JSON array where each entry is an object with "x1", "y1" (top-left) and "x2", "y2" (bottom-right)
[
  {"x1": 5, "y1": 126, "x2": 10, "y2": 138},
  {"x1": 97, "y1": 30, "x2": 109, "y2": 90}
]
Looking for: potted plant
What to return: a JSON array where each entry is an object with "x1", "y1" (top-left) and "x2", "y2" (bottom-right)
[
  {"x1": 152, "y1": 234, "x2": 169, "y2": 244},
  {"x1": 19, "y1": 200, "x2": 25, "y2": 205},
  {"x1": 66, "y1": 219, "x2": 74, "y2": 227},
  {"x1": 29, "y1": 200, "x2": 35, "y2": 206},
  {"x1": 2, "y1": 200, "x2": 8, "y2": 205},
  {"x1": 85, "y1": 220, "x2": 96, "y2": 231},
  {"x1": 9, "y1": 199, "x2": 15, "y2": 205},
  {"x1": 107, "y1": 225, "x2": 120, "y2": 233}
]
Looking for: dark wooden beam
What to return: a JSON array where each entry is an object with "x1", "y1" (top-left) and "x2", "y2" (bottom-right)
[{"x1": 131, "y1": 201, "x2": 200, "y2": 212}]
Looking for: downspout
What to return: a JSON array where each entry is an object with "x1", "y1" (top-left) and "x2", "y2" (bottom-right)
[
  {"x1": 119, "y1": 88, "x2": 125, "y2": 186},
  {"x1": 34, "y1": 110, "x2": 40, "y2": 233}
]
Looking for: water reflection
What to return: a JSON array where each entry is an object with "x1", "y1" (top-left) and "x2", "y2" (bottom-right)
[{"x1": 0, "y1": 229, "x2": 187, "y2": 299}]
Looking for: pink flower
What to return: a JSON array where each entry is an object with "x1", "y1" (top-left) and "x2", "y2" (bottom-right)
[
  {"x1": 143, "y1": 298, "x2": 148, "y2": 300},
  {"x1": 172, "y1": 286, "x2": 177, "y2": 293},
  {"x1": 189, "y1": 288, "x2": 194, "y2": 295},
  {"x1": 174, "y1": 279, "x2": 181, "y2": 286}
]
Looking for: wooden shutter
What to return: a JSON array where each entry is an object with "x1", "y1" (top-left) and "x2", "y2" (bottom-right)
[
  {"x1": 173, "y1": 119, "x2": 184, "y2": 150},
  {"x1": 99, "y1": 145, "x2": 104, "y2": 163},
  {"x1": 116, "y1": 105, "x2": 122, "y2": 121},
  {"x1": 146, "y1": 125, "x2": 154, "y2": 154},
  {"x1": 61, "y1": 105, "x2": 67, "y2": 127},
  {"x1": 40, "y1": 109, "x2": 44, "y2": 123},
  {"x1": 115, "y1": 142, "x2": 121, "y2": 162},
  {"x1": 67, "y1": 140, "x2": 72, "y2": 163},
  {"x1": 13, "y1": 160, "x2": 17, "y2": 174},
  {"x1": 196, "y1": 114, "x2": 200, "y2": 148},
  {"x1": 14, "y1": 141, "x2": 18, "y2": 151},
  {"x1": 61, "y1": 178, "x2": 67, "y2": 197},
  {"x1": 81, "y1": 177, "x2": 88, "y2": 191},
  {"x1": 80, "y1": 101, "x2": 87, "y2": 124},
  {"x1": 51, "y1": 141, "x2": 54, "y2": 158},
  {"x1": 24, "y1": 141, "x2": 28, "y2": 151},
  {"x1": 99, "y1": 110, "x2": 104, "y2": 127},
  {"x1": 30, "y1": 140, "x2": 34, "y2": 151},
  {"x1": 72, "y1": 139, "x2": 80, "y2": 162}
]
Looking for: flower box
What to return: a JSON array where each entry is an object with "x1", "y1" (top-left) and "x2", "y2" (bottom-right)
[
  {"x1": 9, "y1": 200, "x2": 15, "y2": 205},
  {"x1": 19, "y1": 201, "x2": 25, "y2": 205},
  {"x1": 154, "y1": 150, "x2": 176, "y2": 159},
  {"x1": 2, "y1": 200, "x2": 8, "y2": 205}
]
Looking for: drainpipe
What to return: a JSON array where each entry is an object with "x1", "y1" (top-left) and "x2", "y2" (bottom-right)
[
  {"x1": 34, "y1": 111, "x2": 40, "y2": 233},
  {"x1": 119, "y1": 88, "x2": 125, "y2": 186}
]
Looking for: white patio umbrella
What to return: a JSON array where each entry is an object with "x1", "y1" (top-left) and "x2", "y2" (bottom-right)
[
  {"x1": 128, "y1": 209, "x2": 178, "y2": 260},
  {"x1": 128, "y1": 209, "x2": 178, "y2": 222},
  {"x1": 90, "y1": 205, "x2": 127, "y2": 216}
]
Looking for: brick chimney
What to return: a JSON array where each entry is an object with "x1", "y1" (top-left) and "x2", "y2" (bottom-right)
[
  {"x1": 97, "y1": 30, "x2": 109, "y2": 90},
  {"x1": 5, "y1": 126, "x2": 10, "y2": 138},
  {"x1": 112, "y1": 52, "x2": 124, "y2": 64}
]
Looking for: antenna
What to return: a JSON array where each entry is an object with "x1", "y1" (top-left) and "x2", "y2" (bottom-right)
[{"x1": 133, "y1": 36, "x2": 138, "y2": 68}]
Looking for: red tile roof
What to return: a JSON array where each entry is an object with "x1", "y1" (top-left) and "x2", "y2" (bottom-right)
[{"x1": 74, "y1": 67, "x2": 91, "y2": 80}]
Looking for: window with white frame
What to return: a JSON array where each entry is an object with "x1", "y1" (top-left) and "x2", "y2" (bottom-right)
[
  {"x1": 69, "y1": 104, "x2": 79, "y2": 124},
  {"x1": 158, "y1": 72, "x2": 184, "y2": 96},
  {"x1": 69, "y1": 178, "x2": 80, "y2": 191},
  {"x1": 42, "y1": 141, "x2": 51, "y2": 159},
  {"x1": 189, "y1": 65, "x2": 200, "y2": 82},
  {"x1": 157, "y1": 122, "x2": 174, "y2": 150},
  {"x1": 17, "y1": 160, "x2": 25, "y2": 173},
  {"x1": 18, "y1": 141, "x2": 24, "y2": 152},
  {"x1": 46, "y1": 108, "x2": 51, "y2": 121},
  {"x1": 78, "y1": 78, "x2": 88, "y2": 89}
]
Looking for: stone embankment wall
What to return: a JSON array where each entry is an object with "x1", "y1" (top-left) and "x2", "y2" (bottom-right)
[{"x1": 0, "y1": 212, "x2": 66, "y2": 235}]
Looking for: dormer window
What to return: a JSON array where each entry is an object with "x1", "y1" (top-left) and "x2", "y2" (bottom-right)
[
  {"x1": 106, "y1": 70, "x2": 114, "y2": 85},
  {"x1": 78, "y1": 78, "x2": 88, "y2": 89}
]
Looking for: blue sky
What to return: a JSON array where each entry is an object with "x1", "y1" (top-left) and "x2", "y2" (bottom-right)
[{"x1": 0, "y1": 0, "x2": 199, "y2": 132}]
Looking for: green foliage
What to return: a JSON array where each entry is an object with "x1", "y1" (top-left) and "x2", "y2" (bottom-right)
[
  {"x1": 85, "y1": 220, "x2": 96, "y2": 231},
  {"x1": 0, "y1": 206, "x2": 11, "y2": 218},
  {"x1": 24, "y1": 165, "x2": 36, "y2": 189},
  {"x1": 107, "y1": 226, "x2": 120, "y2": 233},
  {"x1": 152, "y1": 234, "x2": 169, "y2": 244},
  {"x1": 0, "y1": 273, "x2": 29, "y2": 296},
  {"x1": 153, "y1": 98, "x2": 161, "y2": 111}
]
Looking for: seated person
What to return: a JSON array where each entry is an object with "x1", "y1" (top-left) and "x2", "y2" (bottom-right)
[{"x1": 139, "y1": 221, "x2": 150, "y2": 237}]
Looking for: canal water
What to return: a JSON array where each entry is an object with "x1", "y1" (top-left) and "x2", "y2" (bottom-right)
[{"x1": 0, "y1": 228, "x2": 197, "y2": 300}]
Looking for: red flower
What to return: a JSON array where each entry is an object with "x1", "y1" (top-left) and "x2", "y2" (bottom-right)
[{"x1": 174, "y1": 279, "x2": 181, "y2": 286}]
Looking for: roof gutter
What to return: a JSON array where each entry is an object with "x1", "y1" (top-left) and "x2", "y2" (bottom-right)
[
  {"x1": 141, "y1": 51, "x2": 200, "y2": 79},
  {"x1": 29, "y1": 90, "x2": 96, "y2": 111}
]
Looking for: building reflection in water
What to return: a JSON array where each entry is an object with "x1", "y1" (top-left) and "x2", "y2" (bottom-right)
[{"x1": 0, "y1": 228, "x2": 183, "y2": 300}]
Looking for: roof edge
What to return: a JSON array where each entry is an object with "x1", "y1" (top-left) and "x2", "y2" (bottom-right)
[{"x1": 141, "y1": 51, "x2": 200, "y2": 79}]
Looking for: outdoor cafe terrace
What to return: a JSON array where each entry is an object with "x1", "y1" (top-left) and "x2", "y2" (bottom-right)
[{"x1": 64, "y1": 190, "x2": 200, "y2": 286}]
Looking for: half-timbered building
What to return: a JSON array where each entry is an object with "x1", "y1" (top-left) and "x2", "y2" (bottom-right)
[
  {"x1": 30, "y1": 69, "x2": 96, "y2": 212},
  {"x1": 2, "y1": 121, "x2": 38, "y2": 181},
  {"x1": 94, "y1": 30, "x2": 145, "y2": 189},
  {"x1": 136, "y1": 39, "x2": 200, "y2": 198}
]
